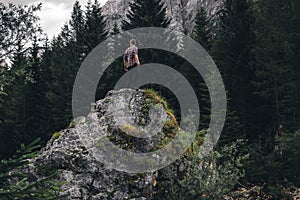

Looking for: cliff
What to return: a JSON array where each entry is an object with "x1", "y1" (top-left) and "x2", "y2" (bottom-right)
[{"x1": 101, "y1": 0, "x2": 222, "y2": 34}]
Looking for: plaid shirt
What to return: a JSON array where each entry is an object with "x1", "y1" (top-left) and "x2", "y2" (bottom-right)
[{"x1": 123, "y1": 45, "x2": 138, "y2": 67}]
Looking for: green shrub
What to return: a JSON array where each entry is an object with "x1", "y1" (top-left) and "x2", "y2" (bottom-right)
[
  {"x1": 154, "y1": 140, "x2": 248, "y2": 200},
  {"x1": 277, "y1": 130, "x2": 300, "y2": 185},
  {"x1": 0, "y1": 138, "x2": 66, "y2": 199}
]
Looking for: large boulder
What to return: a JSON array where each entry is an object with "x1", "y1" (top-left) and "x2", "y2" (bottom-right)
[{"x1": 27, "y1": 89, "x2": 180, "y2": 200}]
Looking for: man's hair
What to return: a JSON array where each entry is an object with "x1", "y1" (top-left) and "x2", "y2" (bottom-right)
[{"x1": 130, "y1": 39, "x2": 136, "y2": 45}]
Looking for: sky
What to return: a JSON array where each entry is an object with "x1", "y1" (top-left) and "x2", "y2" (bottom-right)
[{"x1": 2, "y1": 0, "x2": 109, "y2": 38}]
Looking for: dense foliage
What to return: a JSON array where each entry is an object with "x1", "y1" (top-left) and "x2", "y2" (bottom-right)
[{"x1": 0, "y1": 0, "x2": 299, "y2": 198}]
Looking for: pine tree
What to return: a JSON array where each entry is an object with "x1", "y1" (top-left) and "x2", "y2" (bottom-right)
[
  {"x1": 35, "y1": 37, "x2": 53, "y2": 139},
  {"x1": 0, "y1": 42, "x2": 29, "y2": 158},
  {"x1": 85, "y1": 0, "x2": 108, "y2": 52},
  {"x1": 111, "y1": 21, "x2": 120, "y2": 35},
  {"x1": 70, "y1": 1, "x2": 85, "y2": 44},
  {"x1": 0, "y1": 2, "x2": 42, "y2": 136},
  {"x1": 46, "y1": 1, "x2": 109, "y2": 132},
  {"x1": 191, "y1": 7, "x2": 212, "y2": 51},
  {"x1": 190, "y1": 7, "x2": 213, "y2": 131},
  {"x1": 95, "y1": 20, "x2": 123, "y2": 100},
  {"x1": 250, "y1": 0, "x2": 300, "y2": 135},
  {"x1": 212, "y1": 0, "x2": 255, "y2": 139},
  {"x1": 0, "y1": 3, "x2": 42, "y2": 60},
  {"x1": 121, "y1": 0, "x2": 170, "y2": 30},
  {"x1": 0, "y1": 3, "x2": 49, "y2": 158},
  {"x1": 23, "y1": 36, "x2": 42, "y2": 139},
  {"x1": 242, "y1": 0, "x2": 300, "y2": 187},
  {"x1": 46, "y1": 25, "x2": 75, "y2": 132}
]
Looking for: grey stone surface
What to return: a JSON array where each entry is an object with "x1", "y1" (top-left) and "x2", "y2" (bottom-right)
[{"x1": 27, "y1": 89, "x2": 171, "y2": 199}]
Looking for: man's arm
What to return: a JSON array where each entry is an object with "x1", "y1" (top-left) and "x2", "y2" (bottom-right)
[
  {"x1": 123, "y1": 53, "x2": 127, "y2": 65},
  {"x1": 135, "y1": 54, "x2": 140, "y2": 66},
  {"x1": 134, "y1": 48, "x2": 140, "y2": 66},
  {"x1": 123, "y1": 51, "x2": 128, "y2": 71}
]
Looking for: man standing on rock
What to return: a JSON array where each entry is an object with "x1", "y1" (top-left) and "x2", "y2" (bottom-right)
[{"x1": 123, "y1": 39, "x2": 141, "y2": 72}]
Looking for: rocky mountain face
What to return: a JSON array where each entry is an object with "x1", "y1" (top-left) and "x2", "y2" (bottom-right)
[
  {"x1": 25, "y1": 89, "x2": 184, "y2": 199},
  {"x1": 102, "y1": 0, "x2": 222, "y2": 34}
]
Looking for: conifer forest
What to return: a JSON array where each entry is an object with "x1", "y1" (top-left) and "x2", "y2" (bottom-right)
[{"x1": 0, "y1": 0, "x2": 299, "y2": 199}]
